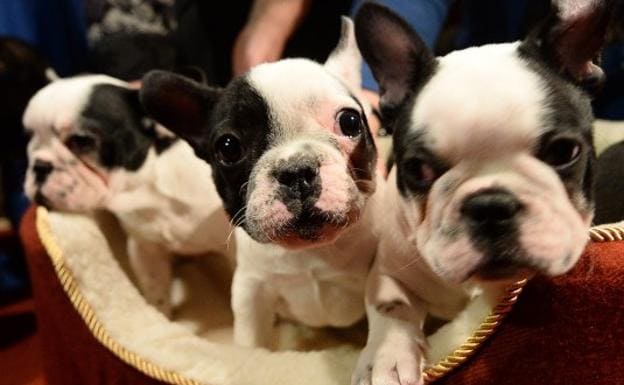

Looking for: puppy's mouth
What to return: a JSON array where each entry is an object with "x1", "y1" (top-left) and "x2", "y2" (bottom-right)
[
  {"x1": 470, "y1": 258, "x2": 533, "y2": 282},
  {"x1": 246, "y1": 156, "x2": 366, "y2": 248},
  {"x1": 271, "y1": 208, "x2": 352, "y2": 249}
]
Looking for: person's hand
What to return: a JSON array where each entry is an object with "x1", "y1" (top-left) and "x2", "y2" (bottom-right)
[
  {"x1": 232, "y1": 0, "x2": 311, "y2": 77},
  {"x1": 232, "y1": 19, "x2": 290, "y2": 77}
]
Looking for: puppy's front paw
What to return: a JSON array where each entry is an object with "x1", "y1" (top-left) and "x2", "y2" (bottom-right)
[{"x1": 352, "y1": 339, "x2": 426, "y2": 385}]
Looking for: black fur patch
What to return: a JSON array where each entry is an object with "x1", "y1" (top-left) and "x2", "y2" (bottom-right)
[
  {"x1": 518, "y1": 44, "x2": 596, "y2": 205},
  {"x1": 393, "y1": 127, "x2": 449, "y2": 198},
  {"x1": 81, "y1": 84, "x2": 164, "y2": 171},
  {"x1": 347, "y1": 94, "x2": 378, "y2": 193},
  {"x1": 355, "y1": 3, "x2": 438, "y2": 123},
  {"x1": 198, "y1": 78, "x2": 273, "y2": 225},
  {"x1": 285, "y1": 208, "x2": 335, "y2": 241}
]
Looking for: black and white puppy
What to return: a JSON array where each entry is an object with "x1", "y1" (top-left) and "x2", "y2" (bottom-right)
[
  {"x1": 140, "y1": 18, "x2": 381, "y2": 348},
  {"x1": 351, "y1": 1, "x2": 610, "y2": 384},
  {"x1": 23, "y1": 75, "x2": 232, "y2": 315}
]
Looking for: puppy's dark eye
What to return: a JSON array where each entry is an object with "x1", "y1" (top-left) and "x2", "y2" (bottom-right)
[
  {"x1": 65, "y1": 134, "x2": 96, "y2": 154},
  {"x1": 337, "y1": 109, "x2": 363, "y2": 138},
  {"x1": 215, "y1": 134, "x2": 243, "y2": 165},
  {"x1": 542, "y1": 138, "x2": 581, "y2": 168},
  {"x1": 404, "y1": 158, "x2": 438, "y2": 191}
]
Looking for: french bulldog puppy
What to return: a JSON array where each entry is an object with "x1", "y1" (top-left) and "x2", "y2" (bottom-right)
[
  {"x1": 140, "y1": 18, "x2": 381, "y2": 348},
  {"x1": 23, "y1": 75, "x2": 232, "y2": 315},
  {"x1": 351, "y1": 1, "x2": 610, "y2": 384}
]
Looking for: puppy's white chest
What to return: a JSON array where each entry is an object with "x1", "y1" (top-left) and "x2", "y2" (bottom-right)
[
  {"x1": 272, "y1": 263, "x2": 366, "y2": 328},
  {"x1": 237, "y1": 229, "x2": 372, "y2": 328}
]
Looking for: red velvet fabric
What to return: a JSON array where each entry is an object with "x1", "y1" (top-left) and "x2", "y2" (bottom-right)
[
  {"x1": 436, "y1": 236, "x2": 624, "y2": 384},
  {"x1": 20, "y1": 205, "x2": 624, "y2": 384},
  {"x1": 20, "y1": 207, "x2": 165, "y2": 385}
]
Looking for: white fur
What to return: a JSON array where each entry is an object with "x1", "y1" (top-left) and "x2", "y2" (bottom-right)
[
  {"x1": 249, "y1": 59, "x2": 363, "y2": 141},
  {"x1": 413, "y1": 43, "x2": 545, "y2": 163},
  {"x1": 24, "y1": 75, "x2": 233, "y2": 315},
  {"x1": 325, "y1": 17, "x2": 363, "y2": 91}
]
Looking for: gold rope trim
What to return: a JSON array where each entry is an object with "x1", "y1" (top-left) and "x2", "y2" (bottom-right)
[
  {"x1": 423, "y1": 279, "x2": 526, "y2": 382},
  {"x1": 36, "y1": 207, "x2": 204, "y2": 385},
  {"x1": 589, "y1": 223, "x2": 624, "y2": 242},
  {"x1": 35, "y1": 206, "x2": 624, "y2": 384}
]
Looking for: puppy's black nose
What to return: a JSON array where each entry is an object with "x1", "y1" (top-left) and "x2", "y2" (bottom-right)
[
  {"x1": 33, "y1": 159, "x2": 54, "y2": 184},
  {"x1": 276, "y1": 165, "x2": 318, "y2": 197},
  {"x1": 461, "y1": 189, "x2": 523, "y2": 227}
]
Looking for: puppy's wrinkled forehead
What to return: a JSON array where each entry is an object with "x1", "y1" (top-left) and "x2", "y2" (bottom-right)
[
  {"x1": 411, "y1": 43, "x2": 547, "y2": 162},
  {"x1": 247, "y1": 58, "x2": 360, "y2": 137},
  {"x1": 23, "y1": 75, "x2": 126, "y2": 134},
  {"x1": 407, "y1": 42, "x2": 594, "y2": 165}
]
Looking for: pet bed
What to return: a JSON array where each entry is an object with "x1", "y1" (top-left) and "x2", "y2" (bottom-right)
[{"x1": 20, "y1": 205, "x2": 624, "y2": 385}]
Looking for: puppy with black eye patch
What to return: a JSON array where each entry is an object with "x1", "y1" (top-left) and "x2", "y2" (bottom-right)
[
  {"x1": 140, "y1": 18, "x2": 382, "y2": 349},
  {"x1": 23, "y1": 75, "x2": 232, "y2": 316},
  {"x1": 351, "y1": 1, "x2": 612, "y2": 384}
]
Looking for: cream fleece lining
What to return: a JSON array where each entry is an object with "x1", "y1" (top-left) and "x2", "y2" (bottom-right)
[{"x1": 42, "y1": 208, "x2": 505, "y2": 385}]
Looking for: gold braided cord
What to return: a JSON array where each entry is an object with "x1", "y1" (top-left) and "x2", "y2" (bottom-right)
[
  {"x1": 423, "y1": 279, "x2": 526, "y2": 382},
  {"x1": 34, "y1": 206, "x2": 623, "y2": 385},
  {"x1": 589, "y1": 223, "x2": 624, "y2": 242},
  {"x1": 36, "y1": 207, "x2": 204, "y2": 385}
]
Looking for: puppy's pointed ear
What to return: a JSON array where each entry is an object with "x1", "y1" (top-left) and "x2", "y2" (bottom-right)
[
  {"x1": 139, "y1": 70, "x2": 222, "y2": 148},
  {"x1": 45, "y1": 68, "x2": 60, "y2": 82},
  {"x1": 324, "y1": 16, "x2": 362, "y2": 90},
  {"x1": 355, "y1": 3, "x2": 436, "y2": 120},
  {"x1": 176, "y1": 66, "x2": 208, "y2": 85},
  {"x1": 122, "y1": 88, "x2": 172, "y2": 138},
  {"x1": 522, "y1": 0, "x2": 615, "y2": 90}
]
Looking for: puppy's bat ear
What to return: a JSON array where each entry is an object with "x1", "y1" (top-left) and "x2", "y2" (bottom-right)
[
  {"x1": 139, "y1": 70, "x2": 222, "y2": 149},
  {"x1": 354, "y1": 2, "x2": 436, "y2": 121},
  {"x1": 45, "y1": 68, "x2": 60, "y2": 82},
  {"x1": 176, "y1": 66, "x2": 208, "y2": 85},
  {"x1": 521, "y1": 0, "x2": 616, "y2": 91},
  {"x1": 324, "y1": 17, "x2": 362, "y2": 91}
]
